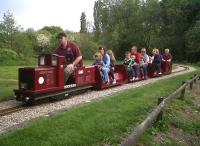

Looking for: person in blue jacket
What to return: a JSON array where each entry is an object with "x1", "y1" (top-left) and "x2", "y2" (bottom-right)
[{"x1": 99, "y1": 46, "x2": 110, "y2": 84}]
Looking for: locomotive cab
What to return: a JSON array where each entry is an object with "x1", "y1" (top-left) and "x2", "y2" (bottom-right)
[{"x1": 38, "y1": 54, "x2": 65, "y2": 67}]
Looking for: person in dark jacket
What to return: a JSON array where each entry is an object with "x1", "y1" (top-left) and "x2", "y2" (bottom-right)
[{"x1": 152, "y1": 48, "x2": 162, "y2": 75}]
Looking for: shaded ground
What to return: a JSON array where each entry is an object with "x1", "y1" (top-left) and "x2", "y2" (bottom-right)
[{"x1": 139, "y1": 79, "x2": 200, "y2": 146}]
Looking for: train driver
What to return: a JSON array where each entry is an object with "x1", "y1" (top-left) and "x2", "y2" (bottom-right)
[{"x1": 54, "y1": 32, "x2": 83, "y2": 83}]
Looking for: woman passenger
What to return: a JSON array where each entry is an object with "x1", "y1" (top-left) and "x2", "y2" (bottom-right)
[
  {"x1": 107, "y1": 50, "x2": 116, "y2": 84},
  {"x1": 99, "y1": 46, "x2": 110, "y2": 84}
]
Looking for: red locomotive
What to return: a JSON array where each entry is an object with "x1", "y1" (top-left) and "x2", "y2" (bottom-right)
[{"x1": 14, "y1": 54, "x2": 172, "y2": 104}]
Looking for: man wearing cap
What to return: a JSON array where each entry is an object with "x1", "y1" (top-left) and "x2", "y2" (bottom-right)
[{"x1": 54, "y1": 32, "x2": 83, "y2": 83}]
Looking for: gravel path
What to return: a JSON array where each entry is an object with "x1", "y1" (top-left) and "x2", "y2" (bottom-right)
[
  {"x1": 0, "y1": 66, "x2": 196, "y2": 134},
  {"x1": 0, "y1": 100, "x2": 20, "y2": 111}
]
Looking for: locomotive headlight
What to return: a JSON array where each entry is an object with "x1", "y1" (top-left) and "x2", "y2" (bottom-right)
[
  {"x1": 20, "y1": 82, "x2": 27, "y2": 89},
  {"x1": 38, "y1": 77, "x2": 44, "y2": 84}
]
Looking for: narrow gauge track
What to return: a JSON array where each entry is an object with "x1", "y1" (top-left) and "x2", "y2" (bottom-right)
[
  {"x1": 0, "y1": 85, "x2": 93, "y2": 117},
  {"x1": 0, "y1": 65, "x2": 189, "y2": 117}
]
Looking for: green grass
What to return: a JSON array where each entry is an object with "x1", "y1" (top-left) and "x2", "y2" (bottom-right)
[
  {"x1": 0, "y1": 66, "x2": 36, "y2": 101},
  {"x1": 0, "y1": 57, "x2": 37, "y2": 66},
  {"x1": 83, "y1": 60, "x2": 93, "y2": 65},
  {"x1": 0, "y1": 66, "x2": 22, "y2": 101},
  {"x1": 0, "y1": 66, "x2": 23, "y2": 80},
  {"x1": 0, "y1": 67, "x2": 199, "y2": 146},
  {"x1": 0, "y1": 80, "x2": 17, "y2": 101}
]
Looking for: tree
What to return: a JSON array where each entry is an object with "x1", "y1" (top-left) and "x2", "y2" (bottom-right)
[
  {"x1": 40, "y1": 26, "x2": 64, "y2": 35},
  {"x1": 80, "y1": 12, "x2": 87, "y2": 33},
  {"x1": 0, "y1": 11, "x2": 20, "y2": 49},
  {"x1": 185, "y1": 20, "x2": 200, "y2": 62},
  {"x1": 13, "y1": 32, "x2": 34, "y2": 57},
  {"x1": 93, "y1": 0, "x2": 103, "y2": 39},
  {"x1": 138, "y1": 0, "x2": 162, "y2": 50},
  {"x1": 159, "y1": 0, "x2": 200, "y2": 60}
]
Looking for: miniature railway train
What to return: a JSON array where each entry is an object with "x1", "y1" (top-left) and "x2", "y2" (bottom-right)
[{"x1": 14, "y1": 54, "x2": 172, "y2": 104}]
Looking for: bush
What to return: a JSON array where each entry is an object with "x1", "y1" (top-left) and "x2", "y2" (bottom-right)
[
  {"x1": 13, "y1": 32, "x2": 35, "y2": 58},
  {"x1": 0, "y1": 49, "x2": 18, "y2": 61},
  {"x1": 74, "y1": 33, "x2": 98, "y2": 60},
  {"x1": 0, "y1": 49, "x2": 36, "y2": 65}
]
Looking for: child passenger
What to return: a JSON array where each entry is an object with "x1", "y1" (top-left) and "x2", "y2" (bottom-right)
[
  {"x1": 92, "y1": 52, "x2": 104, "y2": 78},
  {"x1": 123, "y1": 51, "x2": 134, "y2": 80},
  {"x1": 107, "y1": 50, "x2": 116, "y2": 84},
  {"x1": 92, "y1": 52, "x2": 103, "y2": 67}
]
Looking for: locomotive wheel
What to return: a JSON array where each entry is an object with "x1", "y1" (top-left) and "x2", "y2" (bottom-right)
[{"x1": 23, "y1": 96, "x2": 35, "y2": 105}]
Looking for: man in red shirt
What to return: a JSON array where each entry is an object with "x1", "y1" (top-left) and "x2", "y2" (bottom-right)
[
  {"x1": 130, "y1": 46, "x2": 141, "y2": 80},
  {"x1": 54, "y1": 32, "x2": 83, "y2": 83}
]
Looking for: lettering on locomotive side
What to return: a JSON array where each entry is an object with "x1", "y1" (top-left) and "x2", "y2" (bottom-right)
[
  {"x1": 39, "y1": 70, "x2": 54, "y2": 75},
  {"x1": 64, "y1": 84, "x2": 76, "y2": 89}
]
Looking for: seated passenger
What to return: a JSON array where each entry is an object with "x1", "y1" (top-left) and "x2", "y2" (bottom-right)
[
  {"x1": 162, "y1": 48, "x2": 172, "y2": 62},
  {"x1": 131, "y1": 54, "x2": 136, "y2": 61},
  {"x1": 92, "y1": 52, "x2": 104, "y2": 79},
  {"x1": 123, "y1": 51, "x2": 134, "y2": 80},
  {"x1": 107, "y1": 50, "x2": 116, "y2": 84},
  {"x1": 152, "y1": 48, "x2": 162, "y2": 75},
  {"x1": 99, "y1": 46, "x2": 111, "y2": 84},
  {"x1": 140, "y1": 48, "x2": 149, "y2": 79},
  {"x1": 130, "y1": 46, "x2": 141, "y2": 80},
  {"x1": 54, "y1": 32, "x2": 83, "y2": 83},
  {"x1": 92, "y1": 52, "x2": 103, "y2": 68}
]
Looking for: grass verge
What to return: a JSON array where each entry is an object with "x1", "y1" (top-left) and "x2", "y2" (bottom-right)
[
  {"x1": 0, "y1": 67, "x2": 199, "y2": 145},
  {"x1": 138, "y1": 79, "x2": 200, "y2": 146}
]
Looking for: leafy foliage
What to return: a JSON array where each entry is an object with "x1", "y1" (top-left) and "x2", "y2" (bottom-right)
[
  {"x1": 185, "y1": 20, "x2": 200, "y2": 63},
  {"x1": 1, "y1": 1, "x2": 200, "y2": 63},
  {"x1": 0, "y1": 11, "x2": 20, "y2": 49},
  {"x1": 93, "y1": 0, "x2": 200, "y2": 61},
  {"x1": 0, "y1": 48, "x2": 18, "y2": 61},
  {"x1": 80, "y1": 12, "x2": 87, "y2": 33},
  {"x1": 41, "y1": 26, "x2": 63, "y2": 35}
]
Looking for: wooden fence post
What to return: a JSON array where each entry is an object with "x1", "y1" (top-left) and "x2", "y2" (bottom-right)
[
  {"x1": 190, "y1": 77, "x2": 193, "y2": 90},
  {"x1": 157, "y1": 97, "x2": 164, "y2": 121},
  {"x1": 180, "y1": 81, "x2": 186, "y2": 100},
  {"x1": 194, "y1": 74, "x2": 197, "y2": 84}
]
